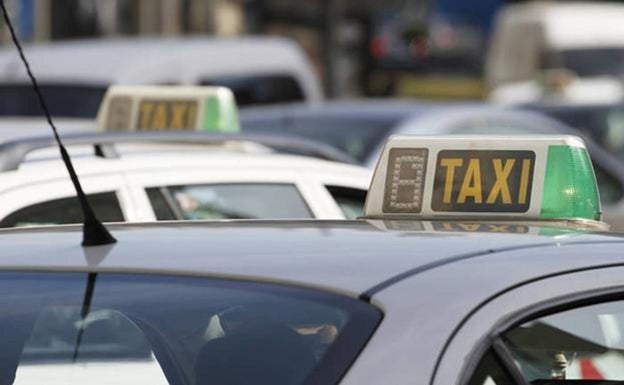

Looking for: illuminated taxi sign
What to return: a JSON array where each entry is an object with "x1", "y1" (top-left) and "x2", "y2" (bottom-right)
[
  {"x1": 96, "y1": 86, "x2": 240, "y2": 133},
  {"x1": 365, "y1": 135, "x2": 601, "y2": 222},
  {"x1": 136, "y1": 99, "x2": 198, "y2": 130},
  {"x1": 431, "y1": 150, "x2": 535, "y2": 213}
]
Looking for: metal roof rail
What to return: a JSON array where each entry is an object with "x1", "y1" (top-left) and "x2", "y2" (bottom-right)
[{"x1": 0, "y1": 131, "x2": 358, "y2": 172}]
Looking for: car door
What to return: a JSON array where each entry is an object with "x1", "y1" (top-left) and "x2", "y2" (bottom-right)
[{"x1": 431, "y1": 249, "x2": 624, "y2": 385}]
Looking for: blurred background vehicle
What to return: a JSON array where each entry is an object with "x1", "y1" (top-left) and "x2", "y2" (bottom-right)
[
  {"x1": 2, "y1": 0, "x2": 624, "y2": 231},
  {"x1": 523, "y1": 102, "x2": 624, "y2": 159},
  {"x1": 487, "y1": 2, "x2": 624, "y2": 104},
  {"x1": 0, "y1": 36, "x2": 322, "y2": 119}
]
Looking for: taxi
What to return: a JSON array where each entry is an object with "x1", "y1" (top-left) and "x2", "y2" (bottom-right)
[
  {"x1": 0, "y1": 86, "x2": 369, "y2": 226},
  {"x1": 1, "y1": 135, "x2": 624, "y2": 385}
]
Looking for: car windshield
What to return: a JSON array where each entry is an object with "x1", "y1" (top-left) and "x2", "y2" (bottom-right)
[
  {"x1": 4, "y1": 272, "x2": 380, "y2": 385},
  {"x1": 0, "y1": 84, "x2": 106, "y2": 118},
  {"x1": 200, "y1": 74, "x2": 305, "y2": 106},
  {"x1": 555, "y1": 48, "x2": 624, "y2": 78},
  {"x1": 241, "y1": 115, "x2": 399, "y2": 162}
]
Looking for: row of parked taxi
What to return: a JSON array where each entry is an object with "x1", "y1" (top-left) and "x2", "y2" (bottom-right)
[{"x1": 2, "y1": 83, "x2": 624, "y2": 231}]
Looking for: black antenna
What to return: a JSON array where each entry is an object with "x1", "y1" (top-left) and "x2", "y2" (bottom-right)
[
  {"x1": 71, "y1": 272, "x2": 97, "y2": 362},
  {"x1": 0, "y1": 1, "x2": 115, "y2": 246}
]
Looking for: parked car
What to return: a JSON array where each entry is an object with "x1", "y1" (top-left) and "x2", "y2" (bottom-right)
[
  {"x1": 0, "y1": 131, "x2": 370, "y2": 226},
  {"x1": 0, "y1": 36, "x2": 322, "y2": 118}
]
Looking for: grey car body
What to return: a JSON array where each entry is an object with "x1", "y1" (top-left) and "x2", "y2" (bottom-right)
[{"x1": 2, "y1": 220, "x2": 624, "y2": 385}]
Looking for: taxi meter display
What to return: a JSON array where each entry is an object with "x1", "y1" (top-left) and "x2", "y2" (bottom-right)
[
  {"x1": 365, "y1": 136, "x2": 601, "y2": 222},
  {"x1": 96, "y1": 86, "x2": 240, "y2": 132}
]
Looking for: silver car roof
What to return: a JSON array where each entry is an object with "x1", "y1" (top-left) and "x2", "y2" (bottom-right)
[{"x1": 0, "y1": 220, "x2": 621, "y2": 297}]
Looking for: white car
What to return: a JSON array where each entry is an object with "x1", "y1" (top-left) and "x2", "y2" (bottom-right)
[
  {"x1": 487, "y1": 2, "x2": 624, "y2": 104},
  {"x1": 0, "y1": 132, "x2": 370, "y2": 227},
  {"x1": 0, "y1": 36, "x2": 322, "y2": 119}
]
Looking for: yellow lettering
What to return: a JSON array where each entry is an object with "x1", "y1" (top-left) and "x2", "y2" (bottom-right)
[
  {"x1": 486, "y1": 159, "x2": 515, "y2": 204},
  {"x1": 170, "y1": 103, "x2": 188, "y2": 129},
  {"x1": 139, "y1": 102, "x2": 154, "y2": 128},
  {"x1": 440, "y1": 158, "x2": 463, "y2": 203},
  {"x1": 457, "y1": 159, "x2": 482, "y2": 203},
  {"x1": 518, "y1": 159, "x2": 531, "y2": 204},
  {"x1": 186, "y1": 104, "x2": 198, "y2": 128},
  {"x1": 151, "y1": 104, "x2": 168, "y2": 130},
  {"x1": 458, "y1": 224, "x2": 481, "y2": 231},
  {"x1": 488, "y1": 224, "x2": 509, "y2": 232}
]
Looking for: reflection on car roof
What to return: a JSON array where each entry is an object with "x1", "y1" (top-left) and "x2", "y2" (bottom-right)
[{"x1": 1, "y1": 220, "x2": 622, "y2": 296}]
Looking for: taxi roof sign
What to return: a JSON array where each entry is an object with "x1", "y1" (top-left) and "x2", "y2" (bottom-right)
[
  {"x1": 364, "y1": 135, "x2": 602, "y2": 223},
  {"x1": 96, "y1": 85, "x2": 240, "y2": 133}
]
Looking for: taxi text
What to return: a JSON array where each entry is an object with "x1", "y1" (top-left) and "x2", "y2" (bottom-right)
[
  {"x1": 137, "y1": 100, "x2": 198, "y2": 130},
  {"x1": 432, "y1": 150, "x2": 535, "y2": 212}
]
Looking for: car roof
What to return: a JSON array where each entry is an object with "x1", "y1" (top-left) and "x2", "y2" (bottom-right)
[
  {"x1": 0, "y1": 149, "x2": 371, "y2": 191},
  {"x1": 0, "y1": 37, "x2": 321, "y2": 100},
  {"x1": 524, "y1": 102, "x2": 624, "y2": 113},
  {"x1": 394, "y1": 104, "x2": 570, "y2": 134},
  {"x1": 240, "y1": 101, "x2": 564, "y2": 131},
  {"x1": 0, "y1": 221, "x2": 621, "y2": 297}
]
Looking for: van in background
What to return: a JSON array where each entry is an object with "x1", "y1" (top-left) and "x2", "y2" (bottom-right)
[{"x1": 487, "y1": 2, "x2": 624, "y2": 104}]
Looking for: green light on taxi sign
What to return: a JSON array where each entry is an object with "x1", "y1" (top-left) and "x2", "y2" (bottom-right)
[
  {"x1": 203, "y1": 94, "x2": 240, "y2": 133},
  {"x1": 540, "y1": 145, "x2": 600, "y2": 221},
  {"x1": 96, "y1": 85, "x2": 240, "y2": 133},
  {"x1": 364, "y1": 135, "x2": 603, "y2": 225}
]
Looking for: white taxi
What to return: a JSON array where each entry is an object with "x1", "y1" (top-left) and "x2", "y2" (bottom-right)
[{"x1": 0, "y1": 86, "x2": 369, "y2": 227}]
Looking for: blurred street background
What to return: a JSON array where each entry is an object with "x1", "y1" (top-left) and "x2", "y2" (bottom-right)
[{"x1": 0, "y1": 0, "x2": 554, "y2": 99}]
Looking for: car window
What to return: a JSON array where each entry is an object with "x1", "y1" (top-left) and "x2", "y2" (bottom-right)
[
  {"x1": 0, "y1": 192, "x2": 124, "y2": 228},
  {"x1": 468, "y1": 350, "x2": 515, "y2": 385},
  {"x1": 325, "y1": 185, "x2": 367, "y2": 219},
  {"x1": 241, "y1": 116, "x2": 398, "y2": 163},
  {"x1": 146, "y1": 183, "x2": 313, "y2": 220},
  {"x1": 200, "y1": 74, "x2": 304, "y2": 106},
  {"x1": 541, "y1": 107, "x2": 624, "y2": 161},
  {"x1": 500, "y1": 300, "x2": 624, "y2": 383},
  {"x1": 0, "y1": 84, "x2": 106, "y2": 118},
  {"x1": 2, "y1": 272, "x2": 380, "y2": 385}
]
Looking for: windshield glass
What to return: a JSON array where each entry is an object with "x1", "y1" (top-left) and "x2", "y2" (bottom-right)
[
  {"x1": 0, "y1": 84, "x2": 106, "y2": 118},
  {"x1": 241, "y1": 115, "x2": 398, "y2": 162},
  {"x1": 146, "y1": 184, "x2": 313, "y2": 220},
  {"x1": 201, "y1": 74, "x2": 305, "y2": 106},
  {"x1": 4, "y1": 272, "x2": 380, "y2": 385},
  {"x1": 556, "y1": 48, "x2": 624, "y2": 77}
]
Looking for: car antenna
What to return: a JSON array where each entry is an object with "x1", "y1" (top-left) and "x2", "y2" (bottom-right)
[{"x1": 0, "y1": 1, "x2": 115, "y2": 246}]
